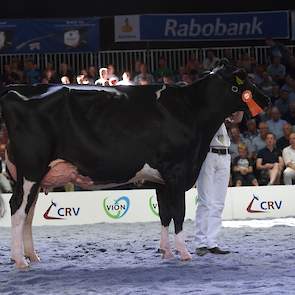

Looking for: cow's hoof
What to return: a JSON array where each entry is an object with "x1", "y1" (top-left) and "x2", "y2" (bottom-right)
[
  {"x1": 25, "y1": 252, "x2": 41, "y2": 263},
  {"x1": 13, "y1": 258, "x2": 30, "y2": 270},
  {"x1": 160, "y1": 248, "x2": 174, "y2": 259},
  {"x1": 180, "y1": 252, "x2": 192, "y2": 261}
]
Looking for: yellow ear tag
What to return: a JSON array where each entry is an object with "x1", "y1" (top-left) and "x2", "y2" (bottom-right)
[{"x1": 235, "y1": 76, "x2": 244, "y2": 85}]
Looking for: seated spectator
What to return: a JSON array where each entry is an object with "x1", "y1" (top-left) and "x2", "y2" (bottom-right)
[
  {"x1": 266, "y1": 107, "x2": 287, "y2": 139},
  {"x1": 109, "y1": 76, "x2": 119, "y2": 86},
  {"x1": 138, "y1": 77, "x2": 149, "y2": 85},
  {"x1": 283, "y1": 102, "x2": 295, "y2": 126},
  {"x1": 277, "y1": 123, "x2": 293, "y2": 151},
  {"x1": 107, "y1": 64, "x2": 119, "y2": 81},
  {"x1": 42, "y1": 68, "x2": 57, "y2": 83},
  {"x1": 87, "y1": 66, "x2": 98, "y2": 84},
  {"x1": 275, "y1": 89, "x2": 293, "y2": 117},
  {"x1": 256, "y1": 133, "x2": 284, "y2": 185},
  {"x1": 162, "y1": 75, "x2": 174, "y2": 85},
  {"x1": 267, "y1": 56, "x2": 286, "y2": 86},
  {"x1": 232, "y1": 144, "x2": 258, "y2": 186},
  {"x1": 61, "y1": 76, "x2": 71, "y2": 84},
  {"x1": 252, "y1": 64, "x2": 265, "y2": 85},
  {"x1": 203, "y1": 50, "x2": 219, "y2": 70},
  {"x1": 58, "y1": 63, "x2": 73, "y2": 83},
  {"x1": 282, "y1": 132, "x2": 295, "y2": 184},
  {"x1": 176, "y1": 72, "x2": 193, "y2": 86},
  {"x1": 281, "y1": 75, "x2": 295, "y2": 101},
  {"x1": 229, "y1": 126, "x2": 254, "y2": 161},
  {"x1": 243, "y1": 119, "x2": 259, "y2": 143},
  {"x1": 185, "y1": 55, "x2": 202, "y2": 78},
  {"x1": 252, "y1": 122, "x2": 269, "y2": 156},
  {"x1": 117, "y1": 71, "x2": 135, "y2": 85},
  {"x1": 24, "y1": 59, "x2": 41, "y2": 84},
  {"x1": 239, "y1": 53, "x2": 256, "y2": 73},
  {"x1": 259, "y1": 71, "x2": 276, "y2": 97},
  {"x1": 153, "y1": 56, "x2": 173, "y2": 83},
  {"x1": 134, "y1": 63, "x2": 155, "y2": 85},
  {"x1": 76, "y1": 74, "x2": 90, "y2": 85},
  {"x1": 133, "y1": 60, "x2": 142, "y2": 77},
  {"x1": 95, "y1": 67, "x2": 109, "y2": 86},
  {"x1": 270, "y1": 84, "x2": 280, "y2": 104}
]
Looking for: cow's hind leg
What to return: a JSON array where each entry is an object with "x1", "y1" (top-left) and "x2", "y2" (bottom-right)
[
  {"x1": 171, "y1": 188, "x2": 192, "y2": 261},
  {"x1": 10, "y1": 178, "x2": 36, "y2": 269},
  {"x1": 24, "y1": 185, "x2": 40, "y2": 263},
  {"x1": 156, "y1": 187, "x2": 174, "y2": 259}
]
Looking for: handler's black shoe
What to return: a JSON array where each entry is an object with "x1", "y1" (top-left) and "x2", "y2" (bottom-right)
[
  {"x1": 208, "y1": 247, "x2": 230, "y2": 255},
  {"x1": 196, "y1": 247, "x2": 209, "y2": 256}
]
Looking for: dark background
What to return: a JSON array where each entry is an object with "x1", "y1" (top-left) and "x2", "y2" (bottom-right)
[{"x1": 1, "y1": 0, "x2": 295, "y2": 50}]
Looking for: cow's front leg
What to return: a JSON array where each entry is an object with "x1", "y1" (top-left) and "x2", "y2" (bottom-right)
[
  {"x1": 24, "y1": 194, "x2": 40, "y2": 263},
  {"x1": 171, "y1": 188, "x2": 192, "y2": 261},
  {"x1": 10, "y1": 178, "x2": 36, "y2": 269},
  {"x1": 156, "y1": 187, "x2": 174, "y2": 259}
]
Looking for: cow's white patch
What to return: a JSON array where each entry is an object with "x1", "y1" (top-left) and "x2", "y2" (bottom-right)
[
  {"x1": 160, "y1": 226, "x2": 174, "y2": 259},
  {"x1": 24, "y1": 198, "x2": 40, "y2": 263},
  {"x1": 11, "y1": 178, "x2": 35, "y2": 268},
  {"x1": 130, "y1": 163, "x2": 164, "y2": 185},
  {"x1": 156, "y1": 85, "x2": 166, "y2": 99}
]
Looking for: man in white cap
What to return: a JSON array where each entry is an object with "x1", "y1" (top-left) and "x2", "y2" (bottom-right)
[{"x1": 195, "y1": 111, "x2": 243, "y2": 256}]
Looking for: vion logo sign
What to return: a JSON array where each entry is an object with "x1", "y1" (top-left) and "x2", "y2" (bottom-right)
[
  {"x1": 247, "y1": 195, "x2": 283, "y2": 213},
  {"x1": 103, "y1": 196, "x2": 130, "y2": 219}
]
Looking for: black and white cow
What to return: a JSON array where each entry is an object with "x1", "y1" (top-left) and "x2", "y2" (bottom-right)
[{"x1": 0, "y1": 62, "x2": 270, "y2": 269}]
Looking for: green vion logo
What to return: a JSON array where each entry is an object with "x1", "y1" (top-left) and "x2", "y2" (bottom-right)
[
  {"x1": 103, "y1": 196, "x2": 130, "y2": 219},
  {"x1": 149, "y1": 196, "x2": 159, "y2": 217}
]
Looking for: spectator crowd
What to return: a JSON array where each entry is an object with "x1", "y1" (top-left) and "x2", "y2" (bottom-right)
[{"x1": 1, "y1": 37, "x2": 295, "y2": 191}]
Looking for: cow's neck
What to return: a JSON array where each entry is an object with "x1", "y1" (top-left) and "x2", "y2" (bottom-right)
[{"x1": 189, "y1": 75, "x2": 238, "y2": 126}]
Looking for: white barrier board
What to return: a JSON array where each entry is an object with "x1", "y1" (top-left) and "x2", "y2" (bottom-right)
[{"x1": 0, "y1": 185, "x2": 294, "y2": 227}]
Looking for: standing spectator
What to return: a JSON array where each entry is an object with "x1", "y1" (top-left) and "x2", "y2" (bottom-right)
[
  {"x1": 232, "y1": 144, "x2": 259, "y2": 186},
  {"x1": 265, "y1": 37, "x2": 291, "y2": 66},
  {"x1": 283, "y1": 102, "x2": 295, "y2": 126},
  {"x1": 203, "y1": 50, "x2": 219, "y2": 70},
  {"x1": 252, "y1": 122, "x2": 269, "y2": 158},
  {"x1": 117, "y1": 71, "x2": 135, "y2": 85},
  {"x1": 277, "y1": 123, "x2": 293, "y2": 151},
  {"x1": 266, "y1": 107, "x2": 287, "y2": 139},
  {"x1": 256, "y1": 133, "x2": 284, "y2": 185},
  {"x1": 229, "y1": 126, "x2": 254, "y2": 161},
  {"x1": 95, "y1": 68, "x2": 109, "y2": 86},
  {"x1": 153, "y1": 56, "x2": 173, "y2": 83},
  {"x1": 133, "y1": 63, "x2": 155, "y2": 85},
  {"x1": 282, "y1": 133, "x2": 295, "y2": 185},
  {"x1": 267, "y1": 56, "x2": 286, "y2": 86}
]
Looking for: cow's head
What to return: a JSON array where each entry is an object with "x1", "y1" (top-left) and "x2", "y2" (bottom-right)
[{"x1": 214, "y1": 60, "x2": 271, "y2": 117}]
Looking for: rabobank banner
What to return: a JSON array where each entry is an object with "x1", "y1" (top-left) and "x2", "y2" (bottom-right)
[
  {"x1": 0, "y1": 18, "x2": 100, "y2": 53},
  {"x1": 115, "y1": 11, "x2": 289, "y2": 42}
]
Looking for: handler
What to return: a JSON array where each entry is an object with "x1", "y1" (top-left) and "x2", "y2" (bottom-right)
[{"x1": 195, "y1": 111, "x2": 243, "y2": 256}]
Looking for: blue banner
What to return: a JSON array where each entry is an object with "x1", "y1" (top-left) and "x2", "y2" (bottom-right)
[
  {"x1": 0, "y1": 18, "x2": 100, "y2": 53},
  {"x1": 140, "y1": 11, "x2": 289, "y2": 41}
]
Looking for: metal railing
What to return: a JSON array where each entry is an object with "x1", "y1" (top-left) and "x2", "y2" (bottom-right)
[{"x1": 1, "y1": 45, "x2": 295, "y2": 75}]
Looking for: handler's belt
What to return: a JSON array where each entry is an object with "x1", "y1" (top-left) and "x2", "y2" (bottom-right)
[{"x1": 209, "y1": 147, "x2": 229, "y2": 155}]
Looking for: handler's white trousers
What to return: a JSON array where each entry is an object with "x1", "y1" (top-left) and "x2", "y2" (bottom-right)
[{"x1": 195, "y1": 151, "x2": 230, "y2": 249}]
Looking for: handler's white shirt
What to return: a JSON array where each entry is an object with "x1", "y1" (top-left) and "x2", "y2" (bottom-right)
[{"x1": 210, "y1": 123, "x2": 230, "y2": 148}]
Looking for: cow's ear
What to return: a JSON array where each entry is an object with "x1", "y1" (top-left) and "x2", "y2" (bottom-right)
[{"x1": 234, "y1": 69, "x2": 247, "y2": 84}]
